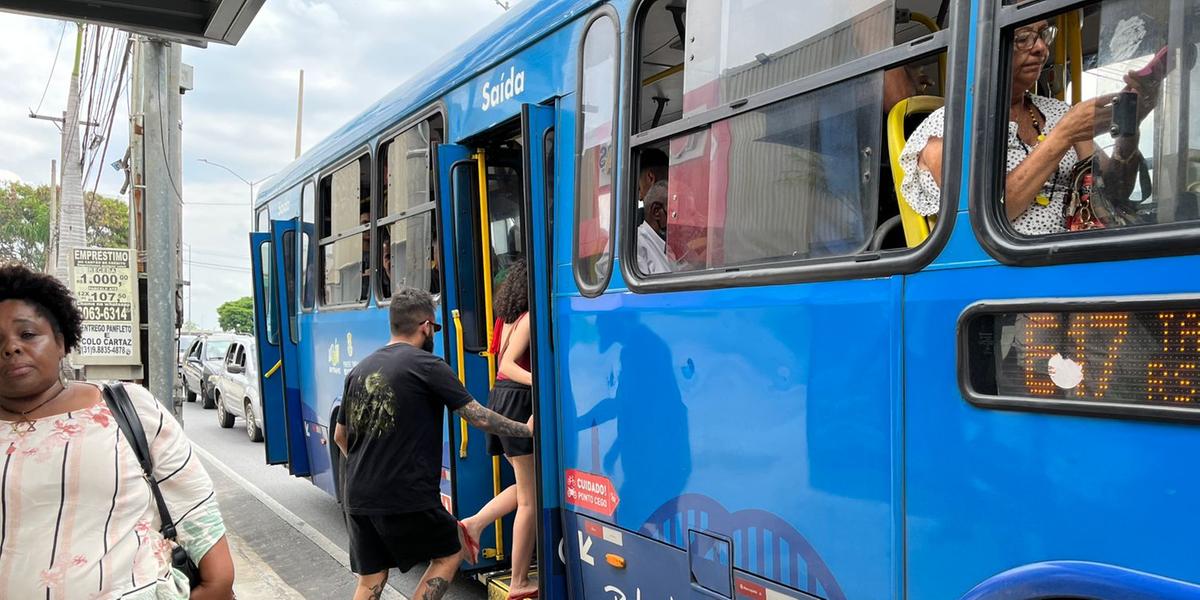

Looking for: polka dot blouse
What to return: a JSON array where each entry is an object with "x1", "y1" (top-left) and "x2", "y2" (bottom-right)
[{"x1": 899, "y1": 94, "x2": 1077, "y2": 235}]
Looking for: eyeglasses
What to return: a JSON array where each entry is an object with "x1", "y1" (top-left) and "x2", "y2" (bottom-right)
[
  {"x1": 422, "y1": 319, "x2": 443, "y2": 333},
  {"x1": 1013, "y1": 25, "x2": 1057, "y2": 50}
]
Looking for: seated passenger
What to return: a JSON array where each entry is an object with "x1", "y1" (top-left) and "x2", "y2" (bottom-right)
[
  {"x1": 638, "y1": 181, "x2": 671, "y2": 275},
  {"x1": 636, "y1": 149, "x2": 671, "y2": 275},
  {"x1": 900, "y1": 20, "x2": 1161, "y2": 235}
]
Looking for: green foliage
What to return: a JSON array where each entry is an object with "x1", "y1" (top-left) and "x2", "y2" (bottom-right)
[
  {"x1": 0, "y1": 181, "x2": 130, "y2": 269},
  {"x1": 216, "y1": 296, "x2": 254, "y2": 334},
  {"x1": 0, "y1": 181, "x2": 51, "y2": 268},
  {"x1": 84, "y1": 192, "x2": 130, "y2": 249}
]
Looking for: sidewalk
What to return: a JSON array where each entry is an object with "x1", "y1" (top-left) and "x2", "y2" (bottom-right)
[{"x1": 201, "y1": 453, "x2": 403, "y2": 599}]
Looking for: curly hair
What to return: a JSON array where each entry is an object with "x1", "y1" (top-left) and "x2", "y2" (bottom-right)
[
  {"x1": 493, "y1": 258, "x2": 528, "y2": 324},
  {"x1": 0, "y1": 263, "x2": 83, "y2": 352}
]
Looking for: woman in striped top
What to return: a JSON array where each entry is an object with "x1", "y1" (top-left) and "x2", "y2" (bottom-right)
[{"x1": 0, "y1": 263, "x2": 234, "y2": 599}]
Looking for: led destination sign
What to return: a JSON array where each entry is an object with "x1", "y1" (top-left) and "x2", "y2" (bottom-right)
[{"x1": 964, "y1": 300, "x2": 1200, "y2": 418}]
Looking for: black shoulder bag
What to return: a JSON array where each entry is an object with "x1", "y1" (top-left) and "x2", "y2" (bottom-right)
[{"x1": 102, "y1": 383, "x2": 202, "y2": 589}]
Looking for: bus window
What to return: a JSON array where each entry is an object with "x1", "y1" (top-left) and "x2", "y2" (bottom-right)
[
  {"x1": 318, "y1": 155, "x2": 371, "y2": 306},
  {"x1": 377, "y1": 115, "x2": 442, "y2": 300},
  {"x1": 976, "y1": 0, "x2": 1200, "y2": 259},
  {"x1": 575, "y1": 12, "x2": 618, "y2": 295},
  {"x1": 301, "y1": 181, "x2": 315, "y2": 311},
  {"x1": 255, "y1": 207, "x2": 268, "y2": 233},
  {"x1": 629, "y1": 0, "x2": 958, "y2": 281},
  {"x1": 490, "y1": 162, "x2": 525, "y2": 286}
]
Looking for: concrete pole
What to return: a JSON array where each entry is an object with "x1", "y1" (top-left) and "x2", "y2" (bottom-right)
[
  {"x1": 45, "y1": 159, "x2": 57, "y2": 273},
  {"x1": 55, "y1": 24, "x2": 86, "y2": 283},
  {"x1": 295, "y1": 69, "x2": 304, "y2": 159},
  {"x1": 141, "y1": 37, "x2": 183, "y2": 419}
]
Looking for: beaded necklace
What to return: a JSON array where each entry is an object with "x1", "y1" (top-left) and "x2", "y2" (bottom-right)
[{"x1": 1017, "y1": 92, "x2": 1061, "y2": 207}]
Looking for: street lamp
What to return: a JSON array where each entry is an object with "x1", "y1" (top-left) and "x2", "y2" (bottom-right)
[{"x1": 196, "y1": 158, "x2": 273, "y2": 205}]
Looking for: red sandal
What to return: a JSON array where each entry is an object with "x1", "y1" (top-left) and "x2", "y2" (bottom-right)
[
  {"x1": 458, "y1": 521, "x2": 480, "y2": 565},
  {"x1": 507, "y1": 590, "x2": 539, "y2": 600}
]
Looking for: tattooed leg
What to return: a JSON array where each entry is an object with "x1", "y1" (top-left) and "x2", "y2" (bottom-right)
[
  {"x1": 414, "y1": 553, "x2": 460, "y2": 600},
  {"x1": 353, "y1": 572, "x2": 389, "y2": 600}
]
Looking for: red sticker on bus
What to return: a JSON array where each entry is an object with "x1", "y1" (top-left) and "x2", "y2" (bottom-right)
[
  {"x1": 735, "y1": 579, "x2": 766, "y2": 600},
  {"x1": 564, "y1": 469, "x2": 620, "y2": 516}
]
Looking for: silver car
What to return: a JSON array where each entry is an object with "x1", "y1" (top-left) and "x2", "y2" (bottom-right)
[
  {"x1": 212, "y1": 337, "x2": 264, "y2": 443},
  {"x1": 181, "y1": 334, "x2": 237, "y2": 408}
]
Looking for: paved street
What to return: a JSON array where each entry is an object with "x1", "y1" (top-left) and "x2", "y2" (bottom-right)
[{"x1": 180, "y1": 400, "x2": 490, "y2": 600}]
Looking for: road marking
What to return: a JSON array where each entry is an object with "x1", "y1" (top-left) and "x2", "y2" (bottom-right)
[{"x1": 193, "y1": 445, "x2": 406, "y2": 600}]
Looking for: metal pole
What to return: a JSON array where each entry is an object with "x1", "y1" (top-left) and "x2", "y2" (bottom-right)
[
  {"x1": 295, "y1": 69, "x2": 304, "y2": 158},
  {"x1": 142, "y1": 37, "x2": 182, "y2": 419},
  {"x1": 46, "y1": 160, "x2": 57, "y2": 273}
]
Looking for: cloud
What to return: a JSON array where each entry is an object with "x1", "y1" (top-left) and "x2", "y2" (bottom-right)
[{"x1": 0, "y1": 0, "x2": 515, "y2": 330}]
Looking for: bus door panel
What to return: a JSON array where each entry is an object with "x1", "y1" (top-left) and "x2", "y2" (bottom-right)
[
  {"x1": 249, "y1": 232, "x2": 288, "y2": 465},
  {"x1": 520, "y1": 102, "x2": 566, "y2": 597},
  {"x1": 271, "y1": 219, "x2": 312, "y2": 477},
  {"x1": 434, "y1": 142, "x2": 508, "y2": 570}
]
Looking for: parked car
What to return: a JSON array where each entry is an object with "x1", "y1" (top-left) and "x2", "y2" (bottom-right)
[
  {"x1": 181, "y1": 334, "x2": 237, "y2": 408},
  {"x1": 212, "y1": 336, "x2": 264, "y2": 443}
]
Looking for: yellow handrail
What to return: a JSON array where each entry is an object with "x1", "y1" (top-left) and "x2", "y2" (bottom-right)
[
  {"x1": 453, "y1": 309, "x2": 468, "y2": 458},
  {"x1": 264, "y1": 360, "x2": 282, "y2": 378},
  {"x1": 472, "y1": 149, "x2": 505, "y2": 561},
  {"x1": 1067, "y1": 10, "x2": 1083, "y2": 105}
]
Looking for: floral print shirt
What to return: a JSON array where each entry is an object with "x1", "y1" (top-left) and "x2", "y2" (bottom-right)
[{"x1": 0, "y1": 384, "x2": 225, "y2": 599}]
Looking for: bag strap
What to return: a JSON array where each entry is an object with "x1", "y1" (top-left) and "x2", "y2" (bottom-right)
[
  {"x1": 496, "y1": 313, "x2": 527, "y2": 366},
  {"x1": 101, "y1": 383, "x2": 180, "y2": 541}
]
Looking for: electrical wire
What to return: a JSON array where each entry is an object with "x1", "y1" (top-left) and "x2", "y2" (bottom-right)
[{"x1": 32, "y1": 22, "x2": 67, "y2": 116}]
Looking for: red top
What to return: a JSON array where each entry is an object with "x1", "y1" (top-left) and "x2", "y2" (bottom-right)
[{"x1": 492, "y1": 313, "x2": 530, "y2": 381}]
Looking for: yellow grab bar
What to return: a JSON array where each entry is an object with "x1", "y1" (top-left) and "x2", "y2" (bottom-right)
[
  {"x1": 453, "y1": 309, "x2": 468, "y2": 458},
  {"x1": 264, "y1": 360, "x2": 282, "y2": 378},
  {"x1": 1067, "y1": 10, "x2": 1083, "y2": 105},
  {"x1": 472, "y1": 149, "x2": 504, "y2": 560}
]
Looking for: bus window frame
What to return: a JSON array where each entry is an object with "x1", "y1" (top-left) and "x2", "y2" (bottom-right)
[
  {"x1": 619, "y1": 0, "x2": 969, "y2": 294},
  {"x1": 970, "y1": 0, "x2": 1200, "y2": 267},
  {"x1": 316, "y1": 146, "x2": 374, "y2": 311},
  {"x1": 374, "y1": 106, "x2": 446, "y2": 304},
  {"x1": 573, "y1": 5, "x2": 622, "y2": 298},
  {"x1": 301, "y1": 179, "x2": 316, "y2": 313}
]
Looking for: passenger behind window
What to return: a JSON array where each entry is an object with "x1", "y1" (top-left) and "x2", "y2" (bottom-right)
[
  {"x1": 636, "y1": 149, "x2": 671, "y2": 275},
  {"x1": 899, "y1": 20, "x2": 1163, "y2": 235}
]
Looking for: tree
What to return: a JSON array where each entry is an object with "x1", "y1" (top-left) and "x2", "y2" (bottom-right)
[
  {"x1": 0, "y1": 181, "x2": 129, "y2": 269},
  {"x1": 85, "y1": 191, "x2": 130, "y2": 248},
  {"x1": 217, "y1": 296, "x2": 254, "y2": 334},
  {"x1": 0, "y1": 181, "x2": 51, "y2": 268}
]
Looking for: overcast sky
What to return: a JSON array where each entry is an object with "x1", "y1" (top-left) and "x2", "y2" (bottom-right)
[{"x1": 0, "y1": 0, "x2": 514, "y2": 330}]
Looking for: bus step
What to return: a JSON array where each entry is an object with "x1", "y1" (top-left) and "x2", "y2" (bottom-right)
[{"x1": 480, "y1": 569, "x2": 537, "y2": 600}]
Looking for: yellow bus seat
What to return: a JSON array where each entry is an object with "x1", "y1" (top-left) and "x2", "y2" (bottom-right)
[{"x1": 886, "y1": 95, "x2": 944, "y2": 248}]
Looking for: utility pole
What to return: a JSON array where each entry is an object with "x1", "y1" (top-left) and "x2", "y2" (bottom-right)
[
  {"x1": 136, "y1": 36, "x2": 185, "y2": 419},
  {"x1": 45, "y1": 159, "x2": 57, "y2": 273},
  {"x1": 32, "y1": 24, "x2": 88, "y2": 283},
  {"x1": 295, "y1": 69, "x2": 304, "y2": 158}
]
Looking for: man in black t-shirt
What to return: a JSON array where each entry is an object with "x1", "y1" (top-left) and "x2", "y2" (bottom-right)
[{"x1": 334, "y1": 287, "x2": 532, "y2": 600}]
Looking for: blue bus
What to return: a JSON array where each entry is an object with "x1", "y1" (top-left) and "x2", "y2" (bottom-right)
[{"x1": 247, "y1": 0, "x2": 1200, "y2": 598}]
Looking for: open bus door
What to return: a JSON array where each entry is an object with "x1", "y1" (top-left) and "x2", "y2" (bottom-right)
[
  {"x1": 433, "y1": 141, "x2": 510, "y2": 571},
  {"x1": 519, "y1": 103, "x2": 565, "y2": 600},
  {"x1": 249, "y1": 231, "x2": 289, "y2": 465},
  {"x1": 271, "y1": 219, "x2": 311, "y2": 477}
]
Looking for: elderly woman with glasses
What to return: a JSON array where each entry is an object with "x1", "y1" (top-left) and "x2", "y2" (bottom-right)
[{"x1": 899, "y1": 20, "x2": 1162, "y2": 235}]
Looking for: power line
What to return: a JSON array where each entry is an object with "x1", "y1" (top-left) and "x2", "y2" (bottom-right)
[{"x1": 32, "y1": 23, "x2": 68, "y2": 116}]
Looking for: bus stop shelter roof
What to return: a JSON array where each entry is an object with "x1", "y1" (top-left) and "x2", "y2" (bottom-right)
[{"x1": 0, "y1": 0, "x2": 263, "y2": 46}]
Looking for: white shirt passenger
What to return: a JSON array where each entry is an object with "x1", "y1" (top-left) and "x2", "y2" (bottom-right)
[{"x1": 637, "y1": 221, "x2": 671, "y2": 275}]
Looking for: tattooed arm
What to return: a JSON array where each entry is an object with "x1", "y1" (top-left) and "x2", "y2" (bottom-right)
[{"x1": 456, "y1": 400, "x2": 533, "y2": 438}]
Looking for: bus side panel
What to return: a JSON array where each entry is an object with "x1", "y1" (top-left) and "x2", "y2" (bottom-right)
[
  {"x1": 904, "y1": 253, "x2": 1200, "y2": 599},
  {"x1": 555, "y1": 281, "x2": 897, "y2": 600}
]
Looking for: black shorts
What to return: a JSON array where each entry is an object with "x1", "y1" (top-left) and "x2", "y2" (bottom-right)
[
  {"x1": 346, "y1": 507, "x2": 461, "y2": 575},
  {"x1": 486, "y1": 380, "x2": 534, "y2": 457}
]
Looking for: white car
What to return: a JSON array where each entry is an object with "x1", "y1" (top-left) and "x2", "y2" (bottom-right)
[{"x1": 212, "y1": 336, "x2": 264, "y2": 443}]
